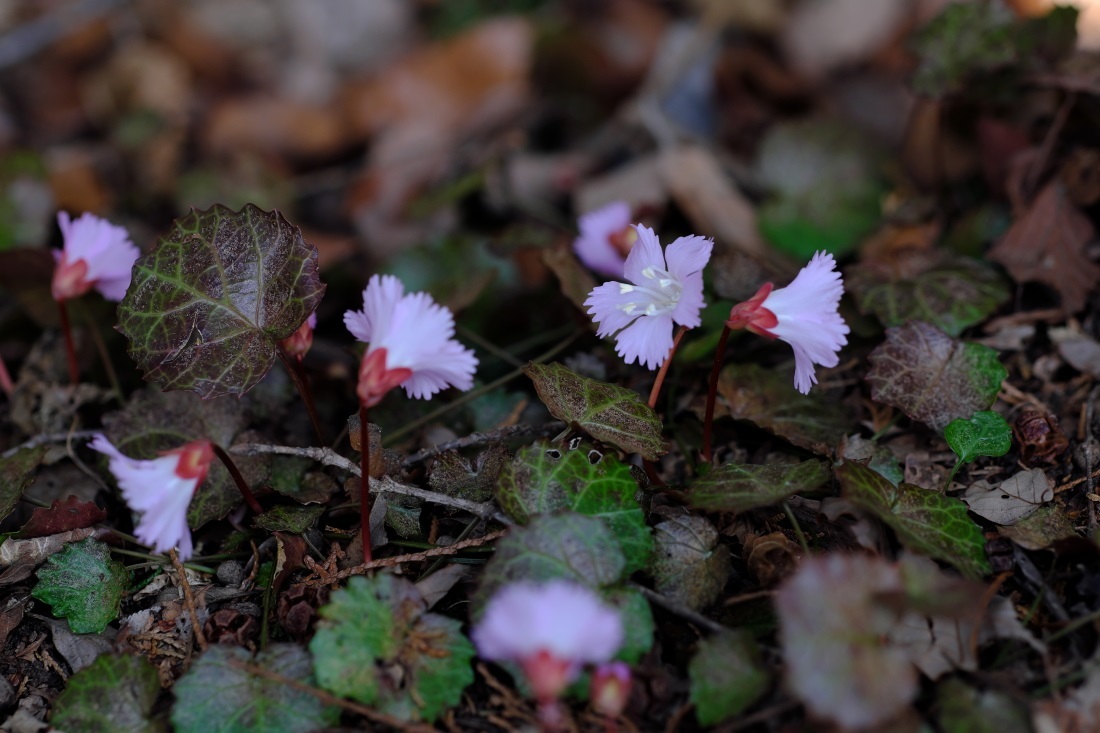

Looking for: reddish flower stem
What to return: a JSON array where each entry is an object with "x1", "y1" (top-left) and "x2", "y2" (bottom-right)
[
  {"x1": 701, "y1": 325, "x2": 732, "y2": 463},
  {"x1": 359, "y1": 403, "x2": 373, "y2": 562},
  {"x1": 56, "y1": 298, "x2": 80, "y2": 385},
  {"x1": 277, "y1": 345, "x2": 327, "y2": 445},
  {"x1": 0, "y1": 353, "x2": 12, "y2": 397},
  {"x1": 211, "y1": 443, "x2": 262, "y2": 515},
  {"x1": 647, "y1": 325, "x2": 689, "y2": 410}
]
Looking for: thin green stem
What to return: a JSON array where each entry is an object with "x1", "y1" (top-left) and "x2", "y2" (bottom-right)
[
  {"x1": 943, "y1": 458, "x2": 964, "y2": 491},
  {"x1": 702, "y1": 326, "x2": 732, "y2": 463},
  {"x1": 56, "y1": 298, "x2": 80, "y2": 385},
  {"x1": 784, "y1": 500, "x2": 811, "y2": 555},
  {"x1": 211, "y1": 443, "x2": 262, "y2": 515},
  {"x1": 277, "y1": 345, "x2": 327, "y2": 445},
  {"x1": 383, "y1": 327, "x2": 582, "y2": 445},
  {"x1": 360, "y1": 403, "x2": 373, "y2": 563}
]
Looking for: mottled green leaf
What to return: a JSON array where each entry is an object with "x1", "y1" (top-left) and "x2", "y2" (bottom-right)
[
  {"x1": 945, "y1": 411, "x2": 1011, "y2": 464},
  {"x1": 835, "y1": 461, "x2": 990, "y2": 579},
  {"x1": 429, "y1": 445, "x2": 508, "y2": 503},
  {"x1": 714, "y1": 363, "x2": 853, "y2": 455},
  {"x1": 171, "y1": 644, "x2": 337, "y2": 733},
  {"x1": 689, "y1": 631, "x2": 772, "y2": 726},
  {"x1": 310, "y1": 573, "x2": 474, "y2": 722},
  {"x1": 866, "y1": 322, "x2": 1006, "y2": 431},
  {"x1": 32, "y1": 538, "x2": 129, "y2": 633},
  {"x1": 524, "y1": 362, "x2": 665, "y2": 460},
  {"x1": 117, "y1": 204, "x2": 325, "y2": 398},
  {"x1": 848, "y1": 256, "x2": 1009, "y2": 337},
  {"x1": 604, "y1": 587, "x2": 655, "y2": 664},
  {"x1": 252, "y1": 505, "x2": 324, "y2": 534},
  {"x1": 0, "y1": 445, "x2": 47, "y2": 524},
  {"x1": 497, "y1": 443, "x2": 652, "y2": 572},
  {"x1": 935, "y1": 677, "x2": 1032, "y2": 733},
  {"x1": 651, "y1": 516, "x2": 731, "y2": 611},
  {"x1": 690, "y1": 460, "x2": 829, "y2": 513},
  {"x1": 475, "y1": 513, "x2": 625, "y2": 612},
  {"x1": 51, "y1": 654, "x2": 163, "y2": 733},
  {"x1": 996, "y1": 505, "x2": 1076, "y2": 550},
  {"x1": 841, "y1": 434, "x2": 903, "y2": 486}
]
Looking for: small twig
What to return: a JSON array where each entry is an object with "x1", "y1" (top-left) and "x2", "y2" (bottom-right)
[
  {"x1": 229, "y1": 443, "x2": 509, "y2": 521},
  {"x1": 303, "y1": 529, "x2": 506, "y2": 586},
  {"x1": 171, "y1": 549, "x2": 208, "y2": 652},
  {"x1": 402, "y1": 422, "x2": 565, "y2": 468},
  {"x1": 630, "y1": 582, "x2": 723, "y2": 634},
  {"x1": 1054, "y1": 466, "x2": 1100, "y2": 494},
  {"x1": 227, "y1": 658, "x2": 438, "y2": 733},
  {"x1": 1, "y1": 430, "x2": 98, "y2": 459}
]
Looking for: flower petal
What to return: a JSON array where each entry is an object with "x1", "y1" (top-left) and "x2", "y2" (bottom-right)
[
  {"x1": 574, "y1": 202, "x2": 631, "y2": 278},
  {"x1": 622, "y1": 225, "x2": 665, "y2": 285},
  {"x1": 671, "y1": 270, "x2": 706, "y2": 328},
  {"x1": 664, "y1": 234, "x2": 713, "y2": 281},
  {"x1": 615, "y1": 314, "x2": 673, "y2": 370},
  {"x1": 585, "y1": 281, "x2": 639, "y2": 338}
]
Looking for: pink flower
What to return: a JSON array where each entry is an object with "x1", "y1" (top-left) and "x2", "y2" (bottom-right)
[
  {"x1": 573, "y1": 201, "x2": 635, "y2": 277},
  {"x1": 590, "y1": 662, "x2": 632, "y2": 718},
  {"x1": 280, "y1": 312, "x2": 317, "y2": 360},
  {"x1": 51, "y1": 212, "x2": 140, "y2": 302},
  {"x1": 344, "y1": 274, "x2": 477, "y2": 407},
  {"x1": 89, "y1": 434, "x2": 214, "y2": 560},
  {"x1": 584, "y1": 226, "x2": 712, "y2": 370},
  {"x1": 726, "y1": 251, "x2": 848, "y2": 394},
  {"x1": 471, "y1": 580, "x2": 624, "y2": 703}
]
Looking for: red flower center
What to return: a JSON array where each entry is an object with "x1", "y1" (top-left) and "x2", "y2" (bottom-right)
[
  {"x1": 725, "y1": 282, "x2": 779, "y2": 338},
  {"x1": 607, "y1": 226, "x2": 638, "y2": 258},
  {"x1": 168, "y1": 440, "x2": 215, "y2": 483},
  {"x1": 357, "y1": 348, "x2": 413, "y2": 407},
  {"x1": 520, "y1": 649, "x2": 574, "y2": 703},
  {"x1": 51, "y1": 255, "x2": 92, "y2": 301}
]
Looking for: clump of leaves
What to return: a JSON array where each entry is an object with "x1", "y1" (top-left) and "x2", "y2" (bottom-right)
[
  {"x1": 309, "y1": 572, "x2": 475, "y2": 723},
  {"x1": 496, "y1": 441, "x2": 653, "y2": 573},
  {"x1": 117, "y1": 203, "x2": 325, "y2": 398},
  {"x1": 943, "y1": 410, "x2": 1012, "y2": 487},
  {"x1": 172, "y1": 644, "x2": 337, "y2": 733},
  {"x1": 32, "y1": 538, "x2": 128, "y2": 634}
]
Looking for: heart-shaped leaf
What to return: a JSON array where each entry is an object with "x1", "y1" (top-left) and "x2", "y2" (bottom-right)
[
  {"x1": 496, "y1": 442, "x2": 652, "y2": 573},
  {"x1": 689, "y1": 631, "x2": 772, "y2": 726},
  {"x1": 172, "y1": 644, "x2": 337, "y2": 733},
  {"x1": 835, "y1": 461, "x2": 990, "y2": 579},
  {"x1": 310, "y1": 573, "x2": 475, "y2": 723},
  {"x1": 651, "y1": 515, "x2": 731, "y2": 611},
  {"x1": 51, "y1": 654, "x2": 162, "y2": 733},
  {"x1": 117, "y1": 204, "x2": 325, "y2": 398},
  {"x1": 945, "y1": 411, "x2": 1012, "y2": 463},
  {"x1": 524, "y1": 362, "x2": 665, "y2": 460},
  {"x1": 32, "y1": 538, "x2": 129, "y2": 633},
  {"x1": 690, "y1": 460, "x2": 830, "y2": 513},
  {"x1": 866, "y1": 322, "x2": 1006, "y2": 431}
]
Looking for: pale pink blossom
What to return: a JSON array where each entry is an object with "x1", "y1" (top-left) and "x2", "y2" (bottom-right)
[
  {"x1": 726, "y1": 251, "x2": 848, "y2": 394},
  {"x1": 89, "y1": 434, "x2": 214, "y2": 560},
  {"x1": 344, "y1": 275, "x2": 477, "y2": 407},
  {"x1": 590, "y1": 662, "x2": 632, "y2": 717},
  {"x1": 279, "y1": 312, "x2": 317, "y2": 360},
  {"x1": 584, "y1": 226, "x2": 712, "y2": 370},
  {"x1": 573, "y1": 201, "x2": 635, "y2": 277},
  {"x1": 51, "y1": 212, "x2": 140, "y2": 302},
  {"x1": 472, "y1": 580, "x2": 624, "y2": 702}
]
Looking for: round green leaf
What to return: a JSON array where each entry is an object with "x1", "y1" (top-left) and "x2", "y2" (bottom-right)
[
  {"x1": 32, "y1": 538, "x2": 129, "y2": 634},
  {"x1": 689, "y1": 631, "x2": 772, "y2": 726},
  {"x1": 117, "y1": 204, "x2": 325, "y2": 398},
  {"x1": 51, "y1": 654, "x2": 163, "y2": 733},
  {"x1": 944, "y1": 411, "x2": 1012, "y2": 464}
]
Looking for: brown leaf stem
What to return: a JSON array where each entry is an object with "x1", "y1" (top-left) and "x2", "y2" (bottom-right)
[
  {"x1": 359, "y1": 403, "x2": 372, "y2": 563},
  {"x1": 211, "y1": 443, "x2": 262, "y2": 515},
  {"x1": 56, "y1": 298, "x2": 80, "y2": 385},
  {"x1": 277, "y1": 344, "x2": 327, "y2": 445}
]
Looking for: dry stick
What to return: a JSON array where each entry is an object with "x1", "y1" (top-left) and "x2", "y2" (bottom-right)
[
  {"x1": 701, "y1": 326, "x2": 731, "y2": 463},
  {"x1": 647, "y1": 325, "x2": 689, "y2": 410},
  {"x1": 2, "y1": 429, "x2": 98, "y2": 459},
  {"x1": 227, "y1": 658, "x2": 438, "y2": 733},
  {"x1": 630, "y1": 582, "x2": 723, "y2": 635},
  {"x1": 401, "y1": 421, "x2": 565, "y2": 469},
  {"x1": 56, "y1": 299, "x2": 80, "y2": 385},
  {"x1": 359, "y1": 403, "x2": 373, "y2": 563},
  {"x1": 170, "y1": 549, "x2": 208, "y2": 652},
  {"x1": 304, "y1": 529, "x2": 507, "y2": 586},
  {"x1": 210, "y1": 444, "x2": 262, "y2": 515},
  {"x1": 229, "y1": 443, "x2": 507, "y2": 521},
  {"x1": 276, "y1": 345, "x2": 327, "y2": 446}
]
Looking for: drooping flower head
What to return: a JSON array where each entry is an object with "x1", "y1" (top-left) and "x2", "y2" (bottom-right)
[
  {"x1": 574, "y1": 201, "x2": 636, "y2": 277},
  {"x1": 344, "y1": 274, "x2": 478, "y2": 407},
  {"x1": 51, "y1": 212, "x2": 140, "y2": 302},
  {"x1": 590, "y1": 662, "x2": 632, "y2": 718},
  {"x1": 89, "y1": 434, "x2": 214, "y2": 560},
  {"x1": 471, "y1": 580, "x2": 624, "y2": 703},
  {"x1": 726, "y1": 251, "x2": 848, "y2": 394},
  {"x1": 280, "y1": 312, "x2": 317, "y2": 360},
  {"x1": 584, "y1": 225, "x2": 712, "y2": 370}
]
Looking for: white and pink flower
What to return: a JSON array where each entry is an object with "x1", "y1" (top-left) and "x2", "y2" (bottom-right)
[
  {"x1": 280, "y1": 312, "x2": 317, "y2": 360},
  {"x1": 725, "y1": 251, "x2": 848, "y2": 394},
  {"x1": 51, "y1": 212, "x2": 140, "y2": 302},
  {"x1": 471, "y1": 580, "x2": 624, "y2": 704},
  {"x1": 573, "y1": 201, "x2": 635, "y2": 277},
  {"x1": 343, "y1": 275, "x2": 477, "y2": 407},
  {"x1": 584, "y1": 225, "x2": 712, "y2": 370},
  {"x1": 89, "y1": 435, "x2": 213, "y2": 560}
]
